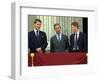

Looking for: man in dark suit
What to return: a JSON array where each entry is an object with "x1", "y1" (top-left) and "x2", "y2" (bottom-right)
[
  {"x1": 28, "y1": 19, "x2": 48, "y2": 53},
  {"x1": 50, "y1": 23, "x2": 69, "y2": 52},
  {"x1": 70, "y1": 22, "x2": 87, "y2": 52}
]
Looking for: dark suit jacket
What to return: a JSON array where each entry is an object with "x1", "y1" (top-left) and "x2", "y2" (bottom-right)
[
  {"x1": 28, "y1": 30, "x2": 48, "y2": 53},
  {"x1": 50, "y1": 34, "x2": 69, "y2": 52},
  {"x1": 69, "y1": 32, "x2": 87, "y2": 52}
]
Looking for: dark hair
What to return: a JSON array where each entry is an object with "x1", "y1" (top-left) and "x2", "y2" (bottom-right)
[
  {"x1": 34, "y1": 19, "x2": 42, "y2": 24},
  {"x1": 54, "y1": 23, "x2": 61, "y2": 29},
  {"x1": 71, "y1": 21, "x2": 79, "y2": 28}
]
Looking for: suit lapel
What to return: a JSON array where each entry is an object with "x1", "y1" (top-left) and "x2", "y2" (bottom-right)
[
  {"x1": 54, "y1": 35, "x2": 58, "y2": 42},
  {"x1": 38, "y1": 31, "x2": 43, "y2": 41},
  {"x1": 61, "y1": 34, "x2": 64, "y2": 41},
  {"x1": 32, "y1": 30, "x2": 37, "y2": 37},
  {"x1": 38, "y1": 31, "x2": 41, "y2": 40},
  {"x1": 32, "y1": 31, "x2": 40, "y2": 42},
  {"x1": 32, "y1": 31, "x2": 36, "y2": 38},
  {"x1": 73, "y1": 34, "x2": 75, "y2": 42}
]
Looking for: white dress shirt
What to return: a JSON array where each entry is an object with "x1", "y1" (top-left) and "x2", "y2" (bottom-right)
[
  {"x1": 34, "y1": 29, "x2": 39, "y2": 36},
  {"x1": 74, "y1": 31, "x2": 79, "y2": 40},
  {"x1": 56, "y1": 33, "x2": 62, "y2": 41}
]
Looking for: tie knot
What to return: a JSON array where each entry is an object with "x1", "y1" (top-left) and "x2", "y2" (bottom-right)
[
  {"x1": 57, "y1": 33, "x2": 60, "y2": 35},
  {"x1": 36, "y1": 30, "x2": 39, "y2": 36},
  {"x1": 36, "y1": 30, "x2": 38, "y2": 33},
  {"x1": 75, "y1": 32, "x2": 77, "y2": 35},
  {"x1": 57, "y1": 33, "x2": 61, "y2": 41}
]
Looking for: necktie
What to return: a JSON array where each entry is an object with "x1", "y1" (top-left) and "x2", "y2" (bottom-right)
[
  {"x1": 36, "y1": 31, "x2": 39, "y2": 37},
  {"x1": 57, "y1": 33, "x2": 60, "y2": 42},
  {"x1": 36, "y1": 31, "x2": 40, "y2": 44},
  {"x1": 74, "y1": 33, "x2": 77, "y2": 50}
]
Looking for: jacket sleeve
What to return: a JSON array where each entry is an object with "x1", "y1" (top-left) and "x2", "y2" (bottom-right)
[
  {"x1": 28, "y1": 32, "x2": 36, "y2": 51},
  {"x1": 50, "y1": 37, "x2": 54, "y2": 52},
  {"x1": 65, "y1": 36, "x2": 70, "y2": 51},
  {"x1": 83, "y1": 33, "x2": 87, "y2": 52},
  {"x1": 28, "y1": 32, "x2": 31, "y2": 49}
]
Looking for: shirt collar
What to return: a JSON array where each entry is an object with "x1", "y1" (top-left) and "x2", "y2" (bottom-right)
[
  {"x1": 77, "y1": 31, "x2": 79, "y2": 35},
  {"x1": 75, "y1": 30, "x2": 79, "y2": 35},
  {"x1": 56, "y1": 32, "x2": 62, "y2": 36},
  {"x1": 34, "y1": 28, "x2": 39, "y2": 33}
]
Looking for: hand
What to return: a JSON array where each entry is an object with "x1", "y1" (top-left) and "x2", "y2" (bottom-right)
[{"x1": 36, "y1": 48, "x2": 43, "y2": 53}]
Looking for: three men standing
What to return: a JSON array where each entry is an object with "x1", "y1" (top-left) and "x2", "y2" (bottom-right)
[{"x1": 28, "y1": 19, "x2": 87, "y2": 53}]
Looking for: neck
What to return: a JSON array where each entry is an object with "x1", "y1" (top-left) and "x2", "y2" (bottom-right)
[{"x1": 34, "y1": 28, "x2": 39, "y2": 31}]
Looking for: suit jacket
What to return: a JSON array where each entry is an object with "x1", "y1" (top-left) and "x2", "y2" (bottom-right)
[
  {"x1": 69, "y1": 32, "x2": 87, "y2": 52},
  {"x1": 28, "y1": 30, "x2": 48, "y2": 53},
  {"x1": 50, "y1": 34, "x2": 69, "y2": 52}
]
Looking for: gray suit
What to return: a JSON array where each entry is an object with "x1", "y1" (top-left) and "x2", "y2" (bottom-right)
[{"x1": 50, "y1": 34, "x2": 69, "y2": 52}]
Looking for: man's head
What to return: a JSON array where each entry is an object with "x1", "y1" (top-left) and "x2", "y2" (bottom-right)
[
  {"x1": 33, "y1": 19, "x2": 42, "y2": 31},
  {"x1": 54, "y1": 23, "x2": 61, "y2": 34},
  {"x1": 71, "y1": 21, "x2": 79, "y2": 33}
]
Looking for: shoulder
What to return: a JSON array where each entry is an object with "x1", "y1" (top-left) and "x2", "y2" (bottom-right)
[
  {"x1": 40, "y1": 31, "x2": 46, "y2": 35},
  {"x1": 28, "y1": 30, "x2": 34, "y2": 35},
  {"x1": 62, "y1": 34, "x2": 68, "y2": 38},
  {"x1": 40, "y1": 31, "x2": 45, "y2": 33},
  {"x1": 70, "y1": 33, "x2": 74, "y2": 37},
  {"x1": 62, "y1": 34, "x2": 67, "y2": 37},
  {"x1": 51, "y1": 35, "x2": 56, "y2": 40},
  {"x1": 79, "y1": 32, "x2": 86, "y2": 36}
]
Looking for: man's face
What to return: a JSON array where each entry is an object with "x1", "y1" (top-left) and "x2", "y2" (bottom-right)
[
  {"x1": 54, "y1": 25, "x2": 61, "y2": 34},
  {"x1": 34, "y1": 22, "x2": 41, "y2": 30},
  {"x1": 71, "y1": 25, "x2": 78, "y2": 33}
]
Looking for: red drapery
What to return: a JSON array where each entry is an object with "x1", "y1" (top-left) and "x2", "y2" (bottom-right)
[{"x1": 28, "y1": 52, "x2": 87, "y2": 66}]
